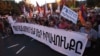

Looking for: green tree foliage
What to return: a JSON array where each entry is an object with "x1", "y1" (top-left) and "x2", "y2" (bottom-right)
[
  {"x1": 0, "y1": 1, "x2": 22, "y2": 15},
  {"x1": 87, "y1": 0, "x2": 100, "y2": 7}
]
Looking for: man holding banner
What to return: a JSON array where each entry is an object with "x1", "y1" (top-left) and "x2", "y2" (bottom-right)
[{"x1": 80, "y1": 21, "x2": 98, "y2": 56}]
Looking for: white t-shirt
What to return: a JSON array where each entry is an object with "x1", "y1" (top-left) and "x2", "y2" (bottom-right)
[{"x1": 7, "y1": 16, "x2": 14, "y2": 24}]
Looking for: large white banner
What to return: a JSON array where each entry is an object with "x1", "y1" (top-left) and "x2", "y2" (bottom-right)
[
  {"x1": 11, "y1": 23, "x2": 87, "y2": 56},
  {"x1": 60, "y1": 6, "x2": 78, "y2": 24}
]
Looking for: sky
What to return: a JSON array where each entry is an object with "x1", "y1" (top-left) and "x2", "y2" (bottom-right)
[
  {"x1": 15, "y1": 0, "x2": 85, "y2": 6},
  {"x1": 30, "y1": 0, "x2": 55, "y2": 6},
  {"x1": 15, "y1": 0, "x2": 55, "y2": 6}
]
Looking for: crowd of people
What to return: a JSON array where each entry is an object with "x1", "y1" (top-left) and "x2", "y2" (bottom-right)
[
  {"x1": 14, "y1": 8, "x2": 100, "y2": 56},
  {"x1": 0, "y1": 7, "x2": 100, "y2": 56}
]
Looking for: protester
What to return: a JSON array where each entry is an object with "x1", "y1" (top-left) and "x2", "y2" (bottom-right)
[
  {"x1": 0, "y1": 18, "x2": 5, "y2": 38},
  {"x1": 16, "y1": 16, "x2": 24, "y2": 22},
  {"x1": 58, "y1": 18, "x2": 68, "y2": 29},
  {"x1": 65, "y1": 21, "x2": 74, "y2": 31},
  {"x1": 0, "y1": 32, "x2": 4, "y2": 56},
  {"x1": 1, "y1": 4, "x2": 99, "y2": 56},
  {"x1": 80, "y1": 21, "x2": 98, "y2": 56},
  {"x1": 3, "y1": 17, "x2": 11, "y2": 37},
  {"x1": 0, "y1": 18, "x2": 4, "y2": 56},
  {"x1": 48, "y1": 20, "x2": 57, "y2": 28},
  {"x1": 93, "y1": 15, "x2": 100, "y2": 31},
  {"x1": 74, "y1": 21, "x2": 82, "y2": 32},
  {"x1": 7, "y1": 16, "x2": 15, "y2": 24}
]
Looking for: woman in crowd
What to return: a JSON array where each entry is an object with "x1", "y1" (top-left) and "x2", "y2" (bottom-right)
[{"x1": 58, "y1": 18, "x2": 68, "y2": 29}]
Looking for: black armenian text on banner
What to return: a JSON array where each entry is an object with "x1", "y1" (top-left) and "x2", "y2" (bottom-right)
[{"x1": 12, "y1": 23, "x2": 87, "y2": 56}]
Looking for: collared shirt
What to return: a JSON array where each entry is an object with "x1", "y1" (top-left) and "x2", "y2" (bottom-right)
[{"x1": 80, "y1": 27, "x2": 97, "y2": 47}]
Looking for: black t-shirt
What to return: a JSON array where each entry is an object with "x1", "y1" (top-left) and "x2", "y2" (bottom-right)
[{"x1": 3, "y1": 18, "x2": 9, "y2": 27}]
